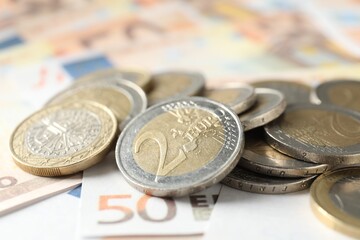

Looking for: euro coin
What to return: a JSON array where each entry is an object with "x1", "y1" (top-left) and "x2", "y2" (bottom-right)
[{"x1": 115, "y1": 97, "x2": 244, "y2": 197}]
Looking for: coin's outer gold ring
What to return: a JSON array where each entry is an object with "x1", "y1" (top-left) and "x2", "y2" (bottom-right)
[
  {"x1": 9, "y1": 100, "x2": 117, "y2": 176},
  {"x1": 310, "y1": 167, "x2": 360, "y2": 238}
]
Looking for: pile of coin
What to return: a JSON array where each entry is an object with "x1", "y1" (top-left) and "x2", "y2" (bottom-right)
[{"x1": 9, "y1": 70, "x2": 360, "y2": 236}]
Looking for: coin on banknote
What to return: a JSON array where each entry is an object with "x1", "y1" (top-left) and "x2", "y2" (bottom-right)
[
  {"x1": 240, "y1": 129, "x2": 328, "y2": 178},
  {"x1": 310, "y1": 167, "x2": 360, "y2": 238},
  {"x1": 147, "y1": 72, "x2": 205, "y2": 106},
  {"x1": 264, "y1": 103, "x2": 360, "y2": 165},
  {"x1": 203, "y1": 84, "x2": 256, "y2": 114},
  {"x1": 73, "y1": 68, "x2": 152, "y2": 92},
  {"x1": 252, "y1": 80, "x2": 312, "y2": 104},
  {"x1": 238, "y1": 88, "x2": 286, "y2": 131},
  {"x1": 115, "y1": 97, "x2": 244, "y2": 197},
  {"x1": 312, "y1": 79, "x2": 360, "y2": 112},
  {"x1": 46, "y1": 80, "x2": 147, "y2": 130},
  {"x1": 222, "y1": 167, "x2": 316, "y2": 194},
  {"x1": 9, "y1": 101, "x2": 117, "y2": 176}
]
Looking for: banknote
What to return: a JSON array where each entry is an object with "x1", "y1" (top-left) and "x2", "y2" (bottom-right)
[
  {"x1": 79, "y1": 150, "x2": 220, "y2": 238},
  {"x1": 0, "y1": 62, "x2": 81, "y2": 216}
]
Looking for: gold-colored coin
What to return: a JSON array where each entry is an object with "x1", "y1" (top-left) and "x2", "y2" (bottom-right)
[
  {"x1": 147, "y1": 72, "x2": 205, "y2": 106},
  {"x1": 73, "y1": 68, "x2": 152, "y2": 92},
  {"x1": 310, "y1": 167, "x2": 360, "y2": 238},
  {"x1": 9, "y1": 101, "x2": 117, "y2": 176}
]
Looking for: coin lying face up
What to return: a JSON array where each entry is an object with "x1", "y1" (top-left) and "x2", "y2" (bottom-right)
[
  {"x1": 115, "y1": 97, "x2": 244, "y2": 197},
  {"x1": 313, "y1": 79, "x2": 360, "y2": 112},
  {"x1": 222, "y1": 167, "x2": 316, "y2": 194},
  {"x1": 9, "y1": 101, "x2": 117, "y2": 176},
  {"x1": 147, "y1": 71, "x2": 205, "y2": 106},
  {"x1": 240, "y1": 129, "x2": 328, "y2": 178},
  {"x1": 46, "y1": 80, "x2": 147, "y2": 130},
  {"x1": 73, "y1": 68, "x2": 152, "y2": 92},
  {"x1": 238, "y1": 88, "x2": 286, "y2": 131},
  {"x1": 264, "y1": 103, "x2": 360, "y2": 166},
  {"x1": 203, "y1": 84, "x2": 256, "y2": 114},
  {"x1": 310, "y1": 167, "x2": 360, "y2": 238}
]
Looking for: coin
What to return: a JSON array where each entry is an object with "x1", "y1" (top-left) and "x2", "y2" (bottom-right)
[
  {"x1": 9, "y1": 101, "x2": 117, "y2": 176},
  {"x1": 238, "y1": 88, "x2": 286, "y2": 131},
  {"x1": 313, "y1": 79, "x2": 360, "y2": 112},
  {"x1": 203, "y1": 84, "x2": 256, "y2": 114},
  {"x1": 240, "y1": 129, "x2": 328, "y2": 178},
  {"x1": 252, "y1": 80, "x2": 312, "y2": 104},
  {"x1": 115, "y1": 97, "x2": 244, "y2": 197},
  {"x1": 46, "y1": 80, "x2": 147, "y2": 130},
  {"x1": 264, "y1": 103, "x2": 360, "y2": 165},
  {"x1": 222, "y1": 167, "x2": 316, "y2": 194},
  {"x1": 310, "y1": 167, "x2": 360, "y2": 238},
  {"x1": 147, "y1": 72, "x2": 205, "y2": 106},
  {"x1": 73, "y1": 68, "x2": 152, "y2": 92}
]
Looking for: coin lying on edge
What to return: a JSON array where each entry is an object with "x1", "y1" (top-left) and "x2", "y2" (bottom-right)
[
  {"x1": 147, "y1": 71, "x2": 205, "y2": 106},
  {"x1": 264, "y1": 103, "x2": 360, "y2": 166},
  {"x1": 310, "y1": 167, "x2": 360, "y2": 238},
  {"x1": 312, "y1": 79, "x2": 360, "y2": 112},
  {"x1": 9, "y1": 101, "x2": 117, "y2": 176},
  {"x1": 252, "y1": 80, "x2": 312, "y2": 104},
  {"x1": 240, "y1": 129, "x2": 328, "y2": 178},
  {"x1": 222, "y1": 167, "x2": 317, "y2": 194},
  {"x1": 73, "y1": 68, "x2": 152, "y2": 92},
  {"x1": 238, "y1": 88, "x2": 286, "y2": 131},
  {"x1": 203, "y1": 84, "x2": 256, "y2": 114},
  {"x1": 116, "y1": 97, "x2": 244, "y2": 197},
  {"x1": 46, "y1": 80, "x2": 147, "y2": 130}
]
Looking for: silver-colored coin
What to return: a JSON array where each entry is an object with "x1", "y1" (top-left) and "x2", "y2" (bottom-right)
[
  {"x1": 238, "y1": 88, "x2": 286, "y2": 131},
  {"x1": 240, "y1": 130, "x2": 329, "y2": 178},
  {"x1": 264, "y1": 103, "x2": 360, "y2": 166},
  {"x1": 312, "y1": 79, "x2": 360, "y2": 112},
  {"x1": 46, "y1": 80, "x2": 147, "y2": 130},
  {"x1": 115, "y1": 97, "x2": 244, "y2": 197},
  {"x1": 203, "y1": 84, "x2": 256, "y2": 114},
  {"x1": 222, "y1": 167, "x2": 317, "y2": 194},
  {"x1": 147, "y1": 71, "x2": 205, "y2": 106},
  {"x1": 252, "y1": 80, "x2": 312, "y2": 104}
]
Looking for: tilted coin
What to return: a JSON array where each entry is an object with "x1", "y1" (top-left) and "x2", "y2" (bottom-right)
[
  {"x1": 46, "y1": 80, "x2": 147, "y2": 130},
  {"x1": 310, "y1": 167, "x2": 360, "y2": 238},
  {"x1": 313, "y1": 79, "x2": 360, "y2": 112},
  {"x1": 252, "y1": 80, "x2": 312, "y2": 104},
  {"x1": 240, "y1": 129, "x2": 328, "y2": 178},
  {"x1": 115, "y1": 97, "x2": 244, "y2": 197},
  {"x1": 73, "y1": 68, "x2": 152, "y2": 92},
  {"x1": 147, "y1": 71, "x2": 205, "y2": 106},
  {"x1": 9, "y1": 101, "x2": 117, "y2": 176},
  {"x1": 203, "y1": 84, "x2": 256, "y2": 114},
  {"x1": 238, "y1": 88, "x2": 286, "y2": 131},
  {"x1": 222, "y1": 167, "x2": 316, "y2": 194},
  {"x1": 264, "y1": 103, "x2": 360, "y2": 165}
]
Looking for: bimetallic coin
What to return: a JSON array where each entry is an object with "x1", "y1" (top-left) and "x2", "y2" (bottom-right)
[
  {"x1": 264, "y1": 104, "x2": 360, "y2": 165},
  {"x1": 252, "y1": 80, "x2": 312, "y2": 104},
  {"x1": 9, "y1": 101, "x2": 117, "y2": 176},
  {"x1": 147, "y1": 72, "x2": 205, "y2": 106},
  {"x1": 73, "y1": 68, "x2": 152, "y2": 92},
  {"x1": 310, "y1": 167, "x2": 360, "y2": 238},
  {"x1": 116, "y1": 97, "x2": 244, "y2": 197},
  {"x1": 222, "y1": 167, "x2": 316, "y2": 194},
  {"x1": 46, "y1": 80, "x2": 147, "y2": 130},
  {"x1": 238, "y1": 88, "x2": 286, "y2": 131},
  {"x1": 313, "y1": 79, "x2": 360, "y2": 112},
  {"x1": 203, "y1": 84, "x2": 256, "y2": 114},
  {"x1": 240, "y1": 130, "x2": 328, "y2": 178}
]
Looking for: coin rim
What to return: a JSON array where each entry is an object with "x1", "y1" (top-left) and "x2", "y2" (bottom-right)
[
  {"x1": 115, "y1": 96, "x2": 244, "y2": 197},
  {"x1": 310, "y1": 167, "x2": 360, "y2": 238}
]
